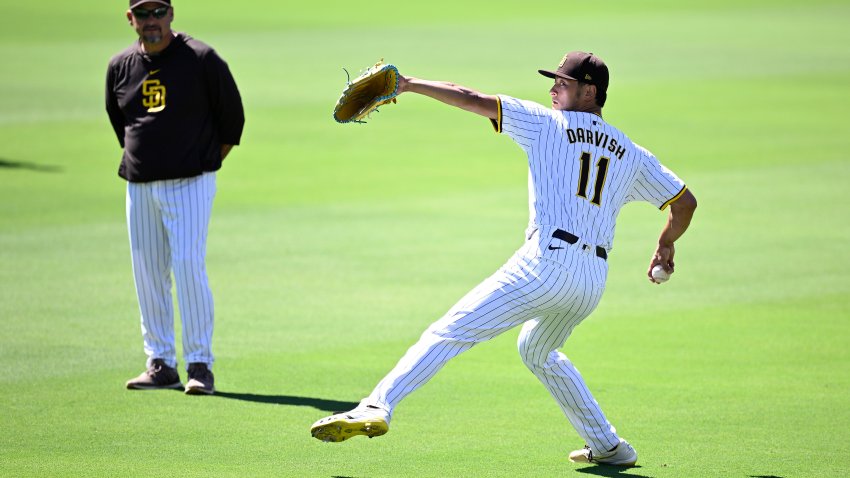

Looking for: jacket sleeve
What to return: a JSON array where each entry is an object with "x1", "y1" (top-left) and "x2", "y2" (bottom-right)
[
  {"x1": 203, "y1": 50, "x2": 245, "y2": 146},
  {"x1": 105, "y1": 63, "x2": 126, "y2": 148}
]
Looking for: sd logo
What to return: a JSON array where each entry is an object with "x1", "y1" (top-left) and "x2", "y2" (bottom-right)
[{"x1": 142, "y1": 79, "x2": 166, "y2": 113}]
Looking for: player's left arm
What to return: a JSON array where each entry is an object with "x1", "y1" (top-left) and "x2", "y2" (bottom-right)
[
  {"x1": 397, "y1": 75, "x2": 498, "y2": 120},
  {"x1": 203, "y1": 50, "x2": 245, "y2": 148},
  {"x1": 648, "y1": 189, "x2": 697, "y2": 282}
]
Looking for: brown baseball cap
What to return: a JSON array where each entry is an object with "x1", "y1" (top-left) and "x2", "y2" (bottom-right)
[
  {"x1": 539, "y1": 51, "x2": 609, "y2": 96},
  {"x1": 129, "y1": 0, "x2": 171, "y2": 9}
]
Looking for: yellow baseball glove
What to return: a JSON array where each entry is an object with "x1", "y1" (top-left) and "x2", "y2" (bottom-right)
[{"x1": 333, "y1": 60, "x2": 400, "y2": 123}]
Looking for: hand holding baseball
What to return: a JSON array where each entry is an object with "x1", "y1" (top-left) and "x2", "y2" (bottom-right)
[
  {"x1": 648, "y1": 243, "x2": 675, "y2": 284},
  {"x1": 651, "y1": 264, "x2": 671, "y2": 283}
]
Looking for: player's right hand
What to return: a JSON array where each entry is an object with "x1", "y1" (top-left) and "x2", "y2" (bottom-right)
[{"x1": 647, "y1": 243, "x2": 675, "y2": 283}]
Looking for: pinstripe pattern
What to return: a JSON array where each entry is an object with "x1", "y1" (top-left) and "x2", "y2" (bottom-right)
[
  {"x1": 498, "y1": 96, "x2": 685, "y2": 251},
  {"x1": 358, "y1": 96, "x2": 689, "y2": 454},
  {"x1": 367, "y1": 233, "x2": 618, "y2": 451},
  {"x1": 126, "y1": 172, "x2": 216, "y2": 370}
]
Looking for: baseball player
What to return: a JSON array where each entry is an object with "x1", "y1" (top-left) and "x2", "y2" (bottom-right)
[
  {"x1": 105, "y1": 0, "x2": 244, "y2": 395},
  {"x1": 311, "y1": 51, "x2": 697, "y2": 466}
]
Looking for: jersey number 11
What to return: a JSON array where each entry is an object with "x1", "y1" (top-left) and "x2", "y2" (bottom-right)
[{"x1": 576, "y1": 151, "x2": 610, "y2": 206}]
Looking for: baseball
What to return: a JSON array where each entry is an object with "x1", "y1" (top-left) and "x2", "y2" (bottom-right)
[{"x1": 651, "y1": 264, "x2": 671, "y2": 283}]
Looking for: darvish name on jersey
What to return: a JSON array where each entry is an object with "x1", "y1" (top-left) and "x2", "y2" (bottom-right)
[{"x1": 565, "y1": 128, "x2": 627, "y2": 159}]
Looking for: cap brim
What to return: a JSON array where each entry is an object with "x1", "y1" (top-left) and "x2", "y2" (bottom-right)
[
  {"x1": 129, "y1": 0, "x2": 170, "y2": 9},
  {"x1": 538, "y1": 69, "x2": 576, "y2": 80}
]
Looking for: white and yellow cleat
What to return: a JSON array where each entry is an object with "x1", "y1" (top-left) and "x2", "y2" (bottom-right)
[
  {"x1": 310, "y1": 405, "x2": 389, "y2": 443},
  {"x1": 569, "y1": 439, "x2": 638, "y2": 466}
]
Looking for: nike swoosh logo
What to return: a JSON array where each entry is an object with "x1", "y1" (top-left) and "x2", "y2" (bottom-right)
[
  {"x1": 149, "y1": 69, "x2": 160, "y2": 75},
  {"x1": 547, "y1": 245, "x2": 564, "y2": 250}
]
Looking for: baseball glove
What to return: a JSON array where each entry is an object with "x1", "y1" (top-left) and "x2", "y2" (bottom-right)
[{"x1": 333, "y1": 60, "x2": 400, "y2": 124}]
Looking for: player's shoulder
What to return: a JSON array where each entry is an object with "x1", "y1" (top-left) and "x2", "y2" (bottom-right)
[
  {"x1": 176, "y1": 33, "x2": 221, "y2": 60},
  {"x1": 108, "y1": 43, "x2": 139, "y2": 68},
  {"x1": 593, "y1": 118, "x2": 653, "y2": 156},
  {"x1": 178, "y1": 33, "x2": 211, "y2": 53},
  {"x1": 629, "y1": 140, "x2": 657, "y2": 160},
  {"x1": 498, "y1": 95, "x2": 551, "y2": 117}
]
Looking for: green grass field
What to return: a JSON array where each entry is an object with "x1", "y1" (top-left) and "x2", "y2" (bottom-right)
[{"x1": 2, "y1": 1, "x2": 849, "y2": 476}]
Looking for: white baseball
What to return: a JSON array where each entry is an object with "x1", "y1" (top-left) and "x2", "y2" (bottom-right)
[{"x1": 651, "y1": 264, "x2": 671, "y2": 283}]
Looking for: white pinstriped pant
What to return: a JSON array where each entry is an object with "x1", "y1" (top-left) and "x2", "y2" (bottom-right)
[
  {"x1": 126, "y1": 172, "x2": 216, "y2": 370},
  {"x1": 366, "y1": 225, "x2": 621, "y2": 453}
]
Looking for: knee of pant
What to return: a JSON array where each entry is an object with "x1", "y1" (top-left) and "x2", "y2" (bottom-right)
[
  {"x1": 423, "y1": 323, "x2": 454, "y2": 342},
  {"x1": 517, "y1": 336, "x2": 546, "y2": 370},
  {"x1": 172, "y1": 255, "x2": 205, "y2": 274},
  {"x1": 422, "y1": 322, "x2": 478, "y2": 344}
]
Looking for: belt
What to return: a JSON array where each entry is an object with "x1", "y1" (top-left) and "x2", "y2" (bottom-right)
[{"x1": 552, "y1": 229, "x2": 608, "y2": 260}]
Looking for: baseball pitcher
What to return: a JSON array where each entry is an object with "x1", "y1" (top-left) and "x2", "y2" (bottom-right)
[{"x1": 312, "y1": 51, "x2": 697, "y2": 467}]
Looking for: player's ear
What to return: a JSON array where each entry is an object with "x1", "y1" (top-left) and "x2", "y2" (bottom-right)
[
  {"x1": 585, "y1": 84, "x2": 596, "y2": 99},
  {"x1": 126, "y1": 10, "x2": 133, "y2": 24}
]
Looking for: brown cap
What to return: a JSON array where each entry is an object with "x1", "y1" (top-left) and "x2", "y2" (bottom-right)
[
  {"x1": 539, "y1": 51, "x2": 609, "y2": 96},
  {"x1": 129, "y1": 0, "x2": 171, "y2": 9}
]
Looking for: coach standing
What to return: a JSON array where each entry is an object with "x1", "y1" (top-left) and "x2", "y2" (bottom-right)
[{"x1": 105, "y1": 0, "x2": 244, "y2": 395}]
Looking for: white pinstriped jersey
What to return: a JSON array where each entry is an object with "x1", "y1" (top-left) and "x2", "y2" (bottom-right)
[{"x1": 493, "y1": 95, "x2": 686, "y2": 251}]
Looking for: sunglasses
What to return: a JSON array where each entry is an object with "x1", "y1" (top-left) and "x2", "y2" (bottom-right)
[{"x1": 131, "y1": 6, "x2": 170, "y2": 20}]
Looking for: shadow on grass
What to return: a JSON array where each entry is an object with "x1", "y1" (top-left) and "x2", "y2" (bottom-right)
[
  {"x1": 0, "y1": 158, "x2": 62, "y2": 173},
  {"x1": 212, "y1": 391, "x2": 358, "y2": 412},
  {"x1": 749, "y1": 475, "x2": 785, "y2": 478},
  {"x1": 575, "y1": 465, "x2": 653, "y2": 478}
]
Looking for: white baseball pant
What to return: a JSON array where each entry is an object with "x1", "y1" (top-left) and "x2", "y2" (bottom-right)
[
  {"x1": 366, "y1": 225, "x2": 621, "y2": 453},
  {"x1": 126, "y1": 172, "x2": 216, "y2": 370}
]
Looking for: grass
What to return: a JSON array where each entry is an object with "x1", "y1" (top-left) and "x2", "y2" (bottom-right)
[{"x1": 1, "y1": 1, "x2": 849, "y2": 477}]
